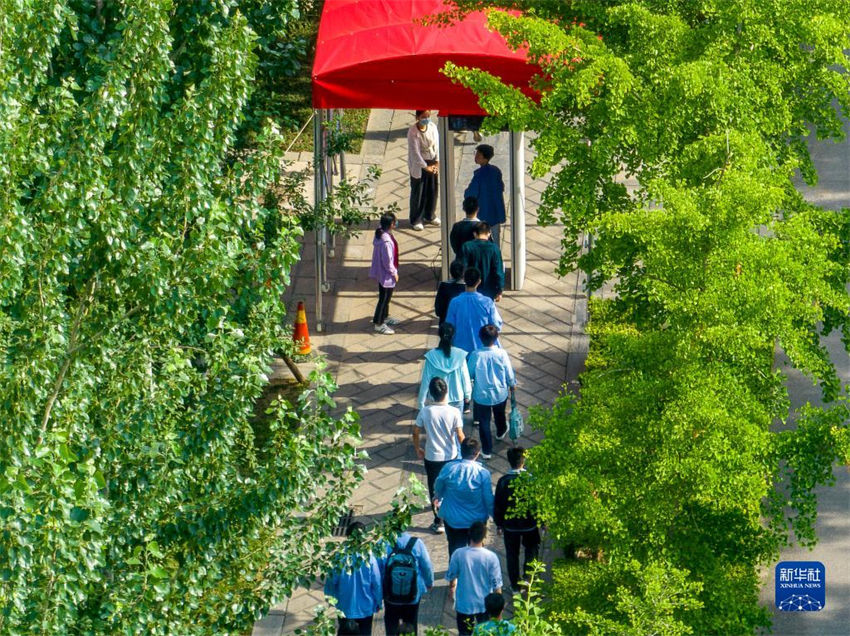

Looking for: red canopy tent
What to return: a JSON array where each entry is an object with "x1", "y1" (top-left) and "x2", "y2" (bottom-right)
[{"x1": 312, "y1": 0, "x2": 539, "y2": 114}]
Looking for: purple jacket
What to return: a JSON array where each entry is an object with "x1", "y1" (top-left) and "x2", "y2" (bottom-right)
[{"x1": 370, "y1": 231, "x2": 398, "y2": 288}]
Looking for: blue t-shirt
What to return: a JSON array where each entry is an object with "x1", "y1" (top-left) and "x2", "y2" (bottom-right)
[
  {"x1": 434, "y1": 459, "x2": 494, "y2": 529},
  {"x1": 467, "y1": 347, "x2": 516, "y2": 406},
  {"x1": 323, "y1": 555, "x2": 382, "y2": 619},
  {"x1": 377, "y1": 533, "x2": 435, "y2": 604},
  {"x1": 445, "y1": 291, "x2": 502, "y2": 354},
  {"x1": 446, "y1": 546, "x2": 503, "y2": 614}
]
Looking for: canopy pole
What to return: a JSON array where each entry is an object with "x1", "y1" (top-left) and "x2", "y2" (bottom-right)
[
  {"x1": 329, "y1": 109, "x2": 343, "y2": 259},
  {"x1": 510, "y1": 131, "x2": 526, "y2": 291},
  {"x1": 438, "y1": 115, "x2": 456, "y2": 280},
  {"x1": 313, "y1": 109, "x2": 325, "y2": 332},
  {"x1": 323, "y1": 110, "x2": 333, "y2": 289}
]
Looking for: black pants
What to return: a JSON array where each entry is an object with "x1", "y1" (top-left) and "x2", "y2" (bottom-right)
[
  {"x1": 423, "y1": 459, "x2": 448, "y2": 523},
  {"x1": 373, "y1": 284, "x2": 394, "y2": 325},
  {"x1": 337, "y1": 615, "x2": 373, "y2": 635},
  {"x1": 444, "y1": 523, "x2": 469, "y2": 560},
  {"x1": 473, "y1": 399, "x2": 507, "y2": 455},
  {"x1": 503, "y1": 528, "x2": 541, "y2": 588},
  {"x1": 456, "y1": 611, "x2": 488, "y2": 635},
  {"x1": 409, "y1": 163, "x2": 438, "y2": 225},
  {"x1": 384, "y1": 602, "x2": 419, "y2": 635}
]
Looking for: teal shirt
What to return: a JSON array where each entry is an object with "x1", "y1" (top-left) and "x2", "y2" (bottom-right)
[
  {"x1": 462, "y1": 239, "x2": 505, "y2": 299},
  {"x1": 474, "y1": 619, "x2": 517, "y2": 635}
]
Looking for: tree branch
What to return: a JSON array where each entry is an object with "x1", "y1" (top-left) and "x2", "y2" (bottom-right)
[{"x1": 38, "y1": 279, "x2": 97, "y2": 441}]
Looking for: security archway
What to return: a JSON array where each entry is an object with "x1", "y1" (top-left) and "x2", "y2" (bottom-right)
[{"x1": 311, "y1": 0, "x2": 539, "y2": 331}]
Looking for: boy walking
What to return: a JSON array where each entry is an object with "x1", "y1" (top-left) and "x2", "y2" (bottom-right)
[
  {"x1": 450, "y1": 196, "x2": 482, "y2": 260},
  {"x1": 463, "y1": 144, "x2": 506, "y2": 245},
  {"x1": 413, "y1": 377, "x2": 465, "y2": 534},
  {"x1": 446, "y1": 522, "x2": 503, "y2": 635},
  {"x1": 494, "y1": 446, "x2": 541, "y2": 592},
  {"x1": 323, "y1": 522, "x2": 383, "y2": 635},
  {"x1": 445, "y1": 267, "x2": 502, "y2": 354},
  {"x1": 461, "y1": 222, "x2": 505, "y2": 301},
  {"x1": 380, "y1": 530, "x2": 434, "y2": 635},
  {"x1": 434, "y1": 439, "x2": 494, "y2": 558},
  {"x1": 473, "y1": 593, "x2": 516, "y2": 635}
]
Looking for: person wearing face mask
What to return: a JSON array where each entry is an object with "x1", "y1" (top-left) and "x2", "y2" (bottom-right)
[{"x1": 407, "y1": 110, "x2": 440, "y2": 231}]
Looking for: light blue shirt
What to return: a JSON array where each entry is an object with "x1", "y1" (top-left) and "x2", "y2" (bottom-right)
[
  {"x1": 474, "y1": 619, "x2": 517, "y2": 635},
  {"x1": 377, "y1": 532, "x2": 435, "y2": 604},
  {"x1": 434, "y1": 459, "x2": 494, "y2": 529},
  {"x1": 324, "y1": 555, "x2": 382, "y2": 619},
  {"x1": 467, "y1": 347, "x2": 516, "y2": 406},
  {"x1": 446, "y1": 546, "x2": 503, "y2": 614},
  {"x1": 445, "y1": 291, "x2": 502, "y2": 354},
  {"x1": 418, "y1": 346, "x2": 472, "y2": 409}
]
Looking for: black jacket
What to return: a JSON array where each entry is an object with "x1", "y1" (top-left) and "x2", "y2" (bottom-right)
[
  {"x1": 450, "y1": 218, "x2": 479, "y2": 260},
  {"x1": 494, "y1": 471, "x2": 538, "y2": 532},
  {"x1": 434, "y1": 280, "x2": 465, "y2": 324}
]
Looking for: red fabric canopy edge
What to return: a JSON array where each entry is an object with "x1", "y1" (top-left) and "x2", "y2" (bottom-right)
[{"x1": 311, "y1": 0, "x2": 539, "y2": 115}]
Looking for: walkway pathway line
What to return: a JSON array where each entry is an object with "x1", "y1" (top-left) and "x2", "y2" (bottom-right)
[{"x1": 253, "y1": 109, "x2": 585, "y2": 635}]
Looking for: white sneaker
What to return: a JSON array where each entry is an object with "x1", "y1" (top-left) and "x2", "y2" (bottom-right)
[
  {"x1": 412, "y1": 223, "x2": 424, "y2": 231},
  {"x1": 374, "y1": 323, "x2": 395, "y2": 334},
  {"x1": 495, "y1": 429, "x2": 508, "y2": 441},
  {"x1": 428, "y1": 217, "x2": 441, "y2": 226},
  {"x1": 480, "y1": 452, "x2": 492, "y2": 460},
  {"x1": 385, "y1": 317, "x2": 401, "y2": 326}
]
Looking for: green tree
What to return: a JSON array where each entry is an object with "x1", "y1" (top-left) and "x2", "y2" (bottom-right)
[
  {"x1": 445, "y1": 1, "x2": 850, "y2": 633},
  {"x1": 0, "y1": 1, "x2": 411, "y2": 633}
]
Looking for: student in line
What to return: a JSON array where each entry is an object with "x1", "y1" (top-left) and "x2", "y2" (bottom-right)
[
  {"x1": 413, "y1": 377, "x2": 465, "y2": 534},
  {"x1": 379, "y1": 529, "x2": 434, "y2": 635},
  {"x1": 323, "y1": 522, "x2": 383, "y2": 635},
  {"x1": 417, "y1": 322, "x2": 471, "y2": 412},
  {"x1": 445, "y1": 267, "x2": 502, "y2": 355},
  {"x1": 463, "y1": 144, "x2": 505, "y2": 246},
  {"x1": 461, "y1": 222, "x2": 505, "y2": 302},
  {"x1": 434, "y1": 439, "x2": 494, "y2": 559},
  {"x1": 434, "y1": 259, "x2": 466, "y2": 325},
  {"x1": 450, "y1": 196, "x2": 481, "y2": 260},
  {"x1": 446, "y1": 521, "x2": 503, "y2": 635},
  {"x1": 494, "y1": 446, "x2": 541, "y2": 592},
  {"x1": 467, "y1": 325, "x2": 517, "y2": 459},
  {"x1": 473, "y1": 593, "x2": 516, "y2": 635}
]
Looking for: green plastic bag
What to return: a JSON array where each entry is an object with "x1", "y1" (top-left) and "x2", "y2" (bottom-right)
[{"x1": 509, "y1": 392, "x2": 524, "y2": 442}]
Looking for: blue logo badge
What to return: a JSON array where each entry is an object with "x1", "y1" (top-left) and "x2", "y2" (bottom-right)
[{"x1": 775, "y1": 561, "x2": 825, "y2": 611}]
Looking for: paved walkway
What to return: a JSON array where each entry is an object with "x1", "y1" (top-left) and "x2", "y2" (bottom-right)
[
  {"x1": 757, "y1": 119, "x2": 850, "y2": 636},
  {"x1": 253, "y1": 109, "x2": 584, "y2": 634}
]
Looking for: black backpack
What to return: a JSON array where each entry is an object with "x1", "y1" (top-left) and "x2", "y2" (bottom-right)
[{"x1": 383, "y1": 537, "x2": 419, "y2": 604}]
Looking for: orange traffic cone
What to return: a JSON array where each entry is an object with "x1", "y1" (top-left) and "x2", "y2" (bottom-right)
[{"x1": 293, "y1": 301, "x2": 311, "y2": 355}]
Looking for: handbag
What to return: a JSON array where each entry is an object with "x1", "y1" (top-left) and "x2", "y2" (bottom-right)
[{"x1": 508, "y1": 392, "x2": 524, "y2": 442}]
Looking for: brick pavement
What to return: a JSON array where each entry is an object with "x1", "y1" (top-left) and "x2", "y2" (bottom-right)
[{"x1": 253, "y1": 110, "x2": 585, "y2": 635}]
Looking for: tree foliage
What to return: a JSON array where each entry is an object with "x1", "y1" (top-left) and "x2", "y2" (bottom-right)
[
  {"x1": 0, "y1": 1, "x2": 410, "y2": 633},
  {"x1": 446, "y1": 0, "x2": 850, "y2": 633}
]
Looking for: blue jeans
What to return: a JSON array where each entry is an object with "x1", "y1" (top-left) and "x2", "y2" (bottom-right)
[{"x1": 473, "y1": 399, "x2": 507, "y2": 455}]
